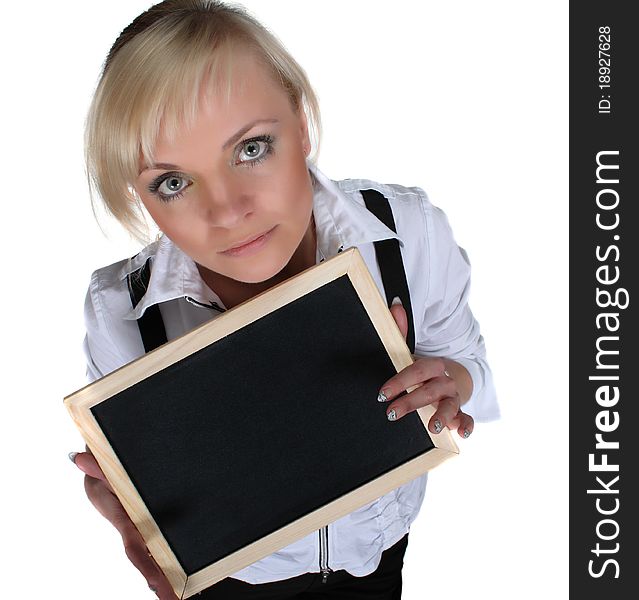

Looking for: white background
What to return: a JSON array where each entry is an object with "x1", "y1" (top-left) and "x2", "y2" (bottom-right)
[{"x1": 1, "y1": 1, "x2": 568, "y2": 598}]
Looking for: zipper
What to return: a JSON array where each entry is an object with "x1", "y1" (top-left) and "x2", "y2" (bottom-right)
[{"x1": 319, "y1": 525, "x2": 333, "y2": 583}]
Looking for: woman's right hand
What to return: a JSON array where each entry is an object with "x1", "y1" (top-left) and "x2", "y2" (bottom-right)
[{"x1": 71, "y1": 448, "x2": 178, "y2": 600}]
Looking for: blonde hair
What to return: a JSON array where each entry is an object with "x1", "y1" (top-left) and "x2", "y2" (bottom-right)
[{"x1": 84, "y1": 0, "x2": 322, "y2": 243}]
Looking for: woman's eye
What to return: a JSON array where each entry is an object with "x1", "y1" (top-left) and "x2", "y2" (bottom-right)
[
  {"x1": 237, "y1": 136, "x2": 273, "y2": 164},
  {"x1": 148, "y1": 173, "x2": 191, "y2": 201},
  {"x1": 238, "y1": 140, "x2": 267, "y2": 162},
  {"x1": 158, "y1": 175, "x2": 188, "y2": 196}
]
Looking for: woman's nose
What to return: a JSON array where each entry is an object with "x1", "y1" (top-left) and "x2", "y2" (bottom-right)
[{"x1": 199, "y1": 177, "x2": 253, "y2": 227}]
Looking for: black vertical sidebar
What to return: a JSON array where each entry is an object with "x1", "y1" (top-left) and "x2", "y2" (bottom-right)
[{"x1": 570, "y1": 1, "x2": 638, "y2": 597}]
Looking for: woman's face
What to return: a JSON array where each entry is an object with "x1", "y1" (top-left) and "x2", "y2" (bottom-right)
[{"x1": 135, "y1": 52, "x2": 313, "y2": 285}]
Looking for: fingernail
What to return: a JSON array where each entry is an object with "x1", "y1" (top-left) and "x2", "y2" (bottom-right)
[
  {"x1": 387, "y1": 409, "x2": 397, "y2": 421},
  {"x1": 463, "y1": 429, "x2": 471, "y2": 439},
  {"x1": 377, "y1": 389, "x2": 389, "y2": 402},
  {"x1": 149, "y1": 585, "x2": 157, "y2": 593},
  {"x1": 391, "y1": 296, "x2": 402, "y2": 306},
  {"x1": 433, "y1": 419, "x2": 442, "y2": 434},
  {"x1": 68, "y1": 452, "x2": 78, "y2": 464}
]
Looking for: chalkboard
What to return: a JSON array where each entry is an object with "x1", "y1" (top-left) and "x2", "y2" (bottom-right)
[{"x1": 65, "y1": 248, "x2": 458, "y2": 598}]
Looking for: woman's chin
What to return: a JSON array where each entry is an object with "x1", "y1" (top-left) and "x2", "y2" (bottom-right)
[{"x1": 228, "y1": 254, "x2": 293, "y2": 285}]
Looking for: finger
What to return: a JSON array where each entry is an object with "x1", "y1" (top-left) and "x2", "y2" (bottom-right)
[
  {"x1": 83, "y1": 477, "x2": 176, "y2": 598},
  {"x1": 389, "y1": 299, "x2": 408, "y2": 341},
  {"x1": 84, "y1": 475, "x2": 125, "y2": 525},
  {"x1": 428, "y1": 396, "x2": 461, "y2": 434},
  {"x1": 433, "y1": 407, "x2": 474, "y2": 438},
  {"x1": 456, "y1": 411, "x2": 475, "y2": 439},
  {"x1": 73, "y1": 451, "x2": 108, "y2": 482},
  {"x1": 378, "y1": 357, "x2": 448, "y2": 404},
  {"x1": 120, "y1": 524, "x2": 177, "y2": 599},
  {"x1": 384, "y1": 378, "x2": 455, "y2": 423}
]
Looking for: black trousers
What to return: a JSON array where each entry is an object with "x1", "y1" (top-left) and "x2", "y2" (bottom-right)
[{"x1": 197, "y1": 534, "x2": 409, "y2": 599}]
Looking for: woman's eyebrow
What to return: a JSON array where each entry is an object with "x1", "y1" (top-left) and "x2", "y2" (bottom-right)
[
  {"x1": 221, "y1": 118, "x2": 279, "y2": 150},
  {"x1": 140, "y1": 161, "x2": 180, "y2": 174},
  {"x1": 139, "y1": 118, "x2": 280, "y2": 175}
]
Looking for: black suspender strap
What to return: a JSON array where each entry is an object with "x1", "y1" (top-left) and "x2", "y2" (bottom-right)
[
  {"x1": 127, "y1": 257, "x2": 168, "y2": 353},
  {"x1": 360, "y1": 189, "x2": 416, "y2": 354}
]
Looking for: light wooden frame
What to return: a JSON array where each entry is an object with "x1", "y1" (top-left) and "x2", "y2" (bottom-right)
[{"x1": 65, "y1": 247, "x2": 458, "y2": 599}]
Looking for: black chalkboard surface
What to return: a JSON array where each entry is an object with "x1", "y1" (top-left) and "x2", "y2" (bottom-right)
[{"x1": 65, "y1": 248, "x2": 458, "y2": 598}]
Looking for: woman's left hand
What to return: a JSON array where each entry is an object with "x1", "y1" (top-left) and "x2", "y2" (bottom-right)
[{"x1": 379, "y1": 301, "x2": 474, "y2": 439}]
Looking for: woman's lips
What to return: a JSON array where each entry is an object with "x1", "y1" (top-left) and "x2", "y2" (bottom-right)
[{"x1": 220, "y1": 226, "x2": 277, "y2": 257}]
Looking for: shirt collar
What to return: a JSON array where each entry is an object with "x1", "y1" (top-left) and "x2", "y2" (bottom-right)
[
  {"x1": 121, "y1": 162, "x2": 402, "y2": 320},
  {"x1": 308, "y1": 162, "x2": 403, "y2": 260}
]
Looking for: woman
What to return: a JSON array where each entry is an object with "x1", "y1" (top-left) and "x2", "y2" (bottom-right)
[{"x1": 70, "y1": 1, "x2": 499, "y2": 598}]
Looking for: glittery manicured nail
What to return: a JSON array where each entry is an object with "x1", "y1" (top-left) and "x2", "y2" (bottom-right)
[
  {"x1": 433, "y1": 419, "x2": 442, "y2": 434},
  {"x1": 387, "y1": 409, "x2": 397, "y2": 421},
  {"x1": 68, "y1": 452, "x2": 78, "y2": 464},
  {"x1": 463, "y1": 429, "x2": 471, "y2": 439},
  {"x1": 377, "y1": 389, "x2": 389, "y2": 403}
]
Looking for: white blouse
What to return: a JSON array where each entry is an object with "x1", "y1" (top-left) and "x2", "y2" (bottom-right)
[{"x1": 82, "y1": 162, "x2": 499, "y2": 583}]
